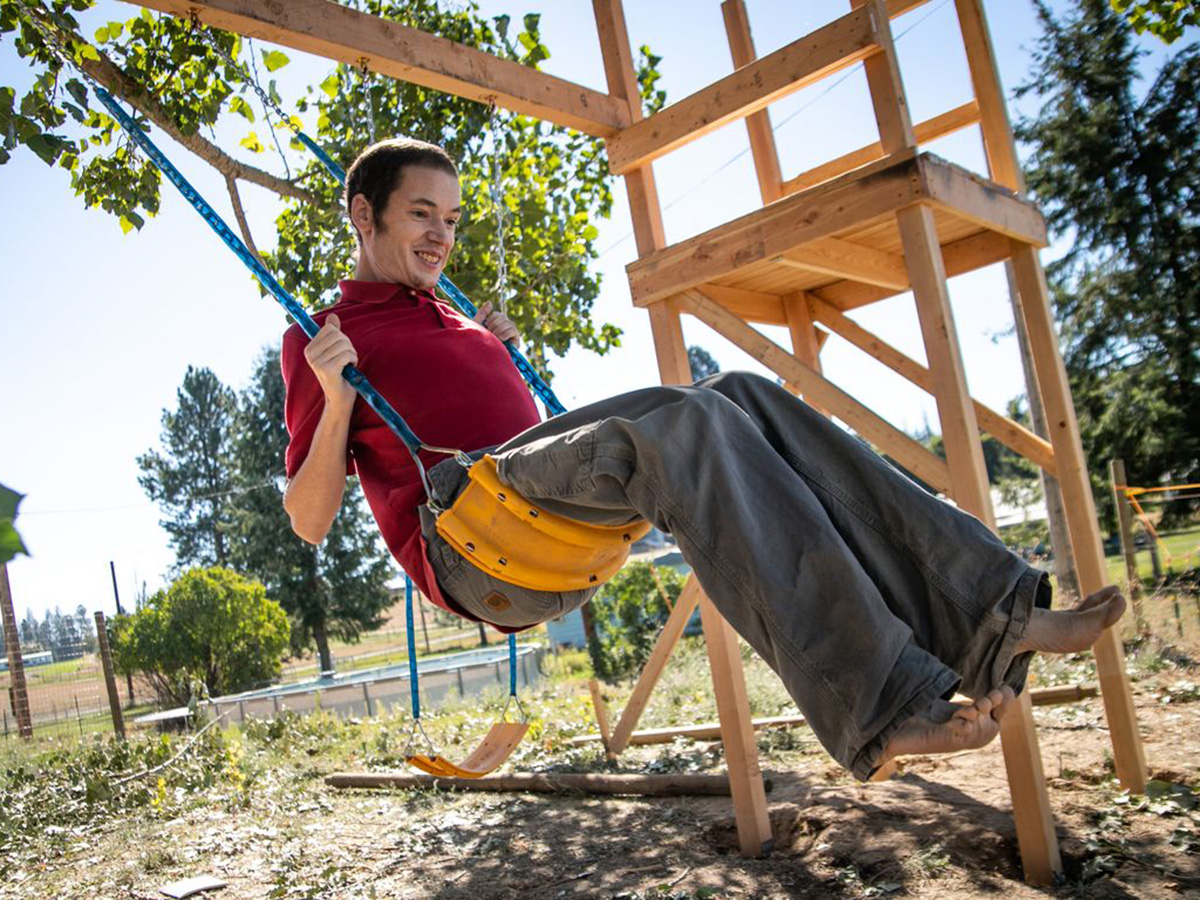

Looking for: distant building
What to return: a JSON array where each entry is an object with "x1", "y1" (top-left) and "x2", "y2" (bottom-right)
[{"x1": 0, "y1": 650, "x2": 53, "y2": 672}]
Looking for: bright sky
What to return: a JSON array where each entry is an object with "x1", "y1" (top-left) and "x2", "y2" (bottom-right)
[{"x1": 0, "y1": 1, "x2": 1182, "y2": 621}]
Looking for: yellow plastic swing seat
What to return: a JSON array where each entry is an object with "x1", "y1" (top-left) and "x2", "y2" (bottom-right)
[
  {"x1": 436, "y1": 455, "x2": 653, "y2": 592},
  {"x1": 405, "y1": 722, "x2": 530, "y2": 779}
]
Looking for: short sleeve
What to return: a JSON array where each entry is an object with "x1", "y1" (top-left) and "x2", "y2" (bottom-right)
[{"x1": 280, "y1": 327, "x2": 356, "y2": 479}]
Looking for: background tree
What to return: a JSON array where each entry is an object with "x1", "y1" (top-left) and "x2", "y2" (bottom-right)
[
  {"x1": 687, "y1": 345, "x2": 721, "y2": 382},
  {"x1": 228, "y1": 347, "x2": 393, "y2": 672},
  {"x1": 586, "y1": 561, "x2": 685, "y2": 682},
  {"x1": 1016, "y1": 0, "x2": 1199, "y2": 528},
  {"x1": 1111, "y1": 0, "x2": 1200, "y2": 42},
  {"x1": 137, "y1": 366, "x2": 237, "y2": 569},
  {"x1": 110, "y1": 566, "x2": 290, "y2": 705}
]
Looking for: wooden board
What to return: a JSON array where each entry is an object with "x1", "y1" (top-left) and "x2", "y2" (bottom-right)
[
  {"x1": 124, "y1": 0, "x2": 629, "y2": 136},
  {"x1": 626, "y1": 154, "x2": 1045, "y2": 308},
  {"x1": 606, "y1": 7, "x2": 879, "y2": 174}
]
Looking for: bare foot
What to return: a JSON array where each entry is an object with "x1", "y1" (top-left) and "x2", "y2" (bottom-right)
[
  {"x1": 880, "y1": 686, "x2": 1015, "y2": 765},
  {"x1": 1015, "y1": 585, "x2": 1126, "y2": 655}
]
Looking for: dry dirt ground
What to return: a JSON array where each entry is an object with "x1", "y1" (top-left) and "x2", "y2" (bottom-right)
[{"x1": 13, "y1": 667, "x2": 1200, "y2": 900}]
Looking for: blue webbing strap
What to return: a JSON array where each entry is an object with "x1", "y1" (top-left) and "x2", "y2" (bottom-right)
[
  {"x1": 405, "y1": 576, "x2": 518, "y2": 715},
  {"x1": 404, "y1": 576, "x2": 420, "y2": 719},
  {"x1": 508, "y1": 633, "x2": 518, "y2": 696},
  {"x1": 297, "y1": 133, "x2": 566, "y2": 417}
]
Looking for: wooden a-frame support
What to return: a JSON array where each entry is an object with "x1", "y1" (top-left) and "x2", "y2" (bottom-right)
[{"x1": 123, "y1": 0, "x2": 1147, "y2": 882}]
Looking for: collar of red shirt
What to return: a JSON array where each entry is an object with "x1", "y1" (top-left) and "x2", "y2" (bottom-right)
[{"x1": 338, "y1": 279, "x2": 438, "y2": 305}]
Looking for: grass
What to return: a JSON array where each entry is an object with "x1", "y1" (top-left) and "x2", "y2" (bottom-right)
[{"x1": 1105, "y1": 525, "x2": 1200, "y2": 585}]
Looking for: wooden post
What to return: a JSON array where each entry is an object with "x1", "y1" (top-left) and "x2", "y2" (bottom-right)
[
  {"x1": 1006, "y1": 263, "x2": 1080, "y2": 602},
  {"x1": 857, "y1": 0, "x2": 1059, "y2": 882},
  {"x1": 93, "y1": 611, "x2": 126, "y2": 740},
  {"x1": 594, "y1": 0, "x2": 773, "y2": 857},
  {"x1": 1110, "y1": 459, "x2": 1146, "y2": 632},
  {"x1": 699, "y1": 595, "x2": 773, "y2": 856},
  {"x1": 588, "y1": 678, "x2": 613, "y2": 755},
  {"x1": 783, "y1": 292, "x2": 829, "y2": 414},
  {"x1": 960, "y1": 0, "x2": 1144, "y2": 799},
  {"x1": 1009, "y1": 244, "x2": 1146, "y2": 794},
  {"x1": 0, "y1": 565, "x2": 33, "y2": 739},
  {"x1": 721, "y1": 0, "x2": 784, "y2": 204}
]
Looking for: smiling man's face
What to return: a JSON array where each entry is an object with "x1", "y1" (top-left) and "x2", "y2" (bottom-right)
[{"x1": 350, "y1": 164, "x2": 462, "y2": 290}]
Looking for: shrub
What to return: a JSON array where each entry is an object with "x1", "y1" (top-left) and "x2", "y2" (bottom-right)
[
  {"x1": 111, "y1": 567, "x2": 289, "y2": 705},
  {"x1": 587, "y1": 561, "x2": 685, "y2": 681}
]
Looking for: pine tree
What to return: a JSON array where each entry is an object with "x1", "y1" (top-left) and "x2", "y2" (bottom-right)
[
  {"x1": 137, "y1": 367, "x2": 238, "y2": 567},
  {"x1": 1016, "y1": 0, "x2": 1199, "y2": 525}
]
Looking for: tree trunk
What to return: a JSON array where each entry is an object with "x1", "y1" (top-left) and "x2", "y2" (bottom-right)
[
  {"x1": 477, "y1": 622, "x2": 489, "y2": 647},
  {"x1": 314, "y1": 617, "x2": 333, "y2": 674}
]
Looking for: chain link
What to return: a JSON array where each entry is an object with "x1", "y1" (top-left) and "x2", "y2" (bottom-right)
[
  {"x1": 488, "y1": 100, "x2": 508, "y2": 315},
  {"x1": 358, "y1": 58, "x2": 377, "y2": 145}
]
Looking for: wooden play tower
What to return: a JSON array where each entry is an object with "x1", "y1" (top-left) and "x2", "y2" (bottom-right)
[{"x1": 127, "y1": 0, "x2": 1147, "y2": 883}]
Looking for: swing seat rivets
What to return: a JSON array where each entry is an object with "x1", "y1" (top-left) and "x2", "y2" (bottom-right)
[
  {"x1": 499, "y1": 557, "x2": 508, "y2": 566},
  {"x1": 497, "y1": 492, "x2": 507, "y2": 502},
  {"x1": 529, "y1": 509, "x2": 539, "y2": 518},
  {"x1": 466, "y1": 541, "x2": 476, "y2": 553},
  {"x1": 589, "y1": 574, "x2": 598, "y2": 583}
]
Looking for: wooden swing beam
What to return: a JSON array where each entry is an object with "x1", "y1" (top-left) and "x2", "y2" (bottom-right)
[{"x1": 122, "y1": 0, "x2": 1148, "y2": 884}]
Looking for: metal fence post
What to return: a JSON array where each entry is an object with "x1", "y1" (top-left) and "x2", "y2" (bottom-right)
[{"x1": 93, "y1": 611, "x2": 126, "y2": 740}]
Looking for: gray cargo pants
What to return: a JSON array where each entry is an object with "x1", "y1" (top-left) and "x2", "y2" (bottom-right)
[{"x1": 420, "y1": 371, "x2": 1049, "y2": 779}]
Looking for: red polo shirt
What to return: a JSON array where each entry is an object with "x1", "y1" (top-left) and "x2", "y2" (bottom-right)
[{"x1": 281, "y1": 279, "x2": 542, "y2": 621}]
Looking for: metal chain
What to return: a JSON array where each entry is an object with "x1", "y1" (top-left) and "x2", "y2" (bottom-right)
[
  {"x1": 198, "y1": 22, "x2": 302, "y2": 142},
  {"x1": 246, "y1": 37, "x2": 291, "y2": 179},
  {"x1": 488, "y1": 100, "x2": 508, "y2": 315},
  {"x1": 358, "y1": 57, "x2": 377, "y2": 145}
]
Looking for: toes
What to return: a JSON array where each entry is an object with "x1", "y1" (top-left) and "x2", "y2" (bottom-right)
[
  {"x1": 991, "y1": 686, "x2": 1017, "y2": 721},
  {"x1": 1075, "y1": 584, "x2": 1119, "y2": 612},
  {"x1": 952, "y1": 703, "x2": 980, "y2": 723}
]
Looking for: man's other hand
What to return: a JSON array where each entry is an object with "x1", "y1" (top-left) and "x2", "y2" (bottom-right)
[{"x1": 474, "y1": 300, "x2": 520, "y2": 347}]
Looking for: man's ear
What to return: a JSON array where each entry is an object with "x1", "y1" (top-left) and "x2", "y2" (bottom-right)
[{"x1": 349, "y1": 193, "x2": 375, "y2": 239}]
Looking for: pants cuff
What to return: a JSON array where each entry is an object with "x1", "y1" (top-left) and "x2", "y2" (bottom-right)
[{"x1": 995, "y1": 568, "x2": 1054, "y2": 696}]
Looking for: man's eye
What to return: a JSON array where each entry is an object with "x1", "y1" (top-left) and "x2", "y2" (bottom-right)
[
  {"x1": 412, "y1": 209, "x2": 428, "y2": 218},
  {"x1": 446, "y1": 220, "x2": 459, "y2": 229}
]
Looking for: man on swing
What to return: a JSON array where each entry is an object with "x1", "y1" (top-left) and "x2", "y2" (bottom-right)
[{"x1": 281, "y1": 138, "x2": 1125, "y2": 780}]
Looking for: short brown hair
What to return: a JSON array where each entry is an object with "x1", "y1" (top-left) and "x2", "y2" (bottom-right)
[{"x1": 343, "y1": 138, "x2": 458, "y2": 242}]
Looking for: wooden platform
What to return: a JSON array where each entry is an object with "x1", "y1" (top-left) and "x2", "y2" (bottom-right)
[{"x1": 626, "y1": 150, "x2": 1047, "y2": 321}]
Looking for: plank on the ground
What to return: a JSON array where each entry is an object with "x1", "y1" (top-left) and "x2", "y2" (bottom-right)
[{"x1": 325, "y1": 771, "x2": 769, "y2": 796}]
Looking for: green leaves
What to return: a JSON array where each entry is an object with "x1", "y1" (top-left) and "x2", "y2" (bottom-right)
[
  {"x1": 228, "y1": 95, "x2": 255, "y2": 122},
  {"x1": 260, "y1": 48, "x2": 289, "y2": 71},
  {"x1": 319, "y1": 71, "x2": 340, "y2": 99},
  {"x1": 0, "y1": 482, "x2": 29, "y2": 565},
  {"x1": 239, "y1": 130, "x2": 264, "y2": 153},
  {"x1": 1111, "y1": 0, "x2": 1200, "y2": 43}
]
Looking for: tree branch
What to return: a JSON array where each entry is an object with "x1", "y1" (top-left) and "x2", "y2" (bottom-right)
[
  {"x1": 15, "y1": 1, "x2": 321, "y2": 207},
  {"x1": 78, "y1": 49, "x2": 316, "y2": 204},
  {"x1": 225, "y1": 175, "x2": 263, "y2": 263}
]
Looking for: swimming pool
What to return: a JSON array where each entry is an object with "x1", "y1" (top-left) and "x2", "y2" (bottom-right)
[{"x1": 206, "y1": 643, "x2": 545, "y2": 723}]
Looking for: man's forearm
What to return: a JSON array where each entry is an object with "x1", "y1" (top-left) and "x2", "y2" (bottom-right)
[{"x1": 283, "y1": 400, "x2": 354, "y2": 543}]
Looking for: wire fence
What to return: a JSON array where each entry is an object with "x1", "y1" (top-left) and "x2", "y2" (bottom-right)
[{"x1": 0, "y1": 641, "x2": 157, "y2": 739}]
